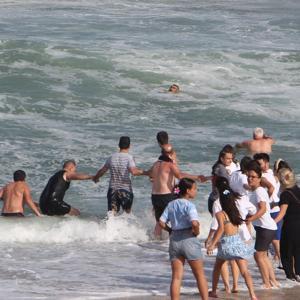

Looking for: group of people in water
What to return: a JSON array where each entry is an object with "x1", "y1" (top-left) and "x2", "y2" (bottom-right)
[{"x1": 0, "y1": 127, "x2": 299, "y2": 300}]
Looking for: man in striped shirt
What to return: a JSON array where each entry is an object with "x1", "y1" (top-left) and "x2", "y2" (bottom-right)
[{"x1": 94, "y1": 136, "x2": 145, "y2": 214}]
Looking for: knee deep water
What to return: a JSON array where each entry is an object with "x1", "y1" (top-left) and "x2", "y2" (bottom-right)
[{"x1": 0, "y1": 0, "x2": 300, "y2": 298}]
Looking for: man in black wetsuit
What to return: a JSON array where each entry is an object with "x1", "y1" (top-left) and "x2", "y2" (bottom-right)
[{"x1": 39, "y1": 160, "x2": 94, "y2": 216}]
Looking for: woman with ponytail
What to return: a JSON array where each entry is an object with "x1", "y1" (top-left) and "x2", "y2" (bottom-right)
[
  {"x1": 207, "y1": 177, "x2": 257, "y2": 300},
  {"x1": 159, "y1": 178, "x2": 208, "y2": 300}
]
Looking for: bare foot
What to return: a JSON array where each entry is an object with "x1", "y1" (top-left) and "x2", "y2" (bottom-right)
[
  {"x1": 270, "y1": 280, "x2": 281, "y2": 288},
  {"x1": 231, "y1": 289, "x2": 239, "y2": 293},
  {"x1": 208, "y1": 291, "x2": 218, "y2": 298},
  {"x1": 261, "y1": 284, "x2": 272, "y2": 289}
]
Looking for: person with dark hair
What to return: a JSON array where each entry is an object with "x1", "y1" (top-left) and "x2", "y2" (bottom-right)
[
  {"x1": 275, "y1": 168, "x2": 300, "y2": 282},
  {"x1": 254, "y1": 153, "x2": 282, "y2": 267},
  {"x1": 208, "y1": 144, "x2": 239, "y2": 215},
  {"x1": 0, "y1": 170, "x2": 41, "y2": 217},
  {"x1": 40, "y1": 160, "x2": 94, "y2": 216},
  {"x1": 235, "y1": 127, "x2": 275, "y2": 155},
  {"x1": 146, "y1": 148, "x2": 206, "y2": 236},
  {"x1": 159, "y1": 178, "x2": 208, "y2": 300},
  {"x1": 206, "y1": 174, "x2": 256, "y2": 294},
  {"x1": 206, "y1": 177, "x2": 257, "y2": 300},
  {"x1": 168, "y1": 84, "x2": 180, "y2": 93},
  {"x1": 156, "y1": 131, "x2": 169, "y2": 147},
  {"x1": 94, "y1": 136, "x2": 145, "y2": 214},
  {"x1": 245, "y1": 161, "x2": 279, "y2": 288}
]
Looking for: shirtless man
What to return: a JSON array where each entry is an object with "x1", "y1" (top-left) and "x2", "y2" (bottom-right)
[
  {"x1": 0, "y1": 170, "x2": 41, "y2": 217},
  {"x1": 39, "y1": 160, "x2": 94, "y2": 216},
  {"x1": 236, "y1": 128, "x2": 275, "y2": 155},
  {"x1": 146, "y1": 146, "x2": 206, "y2": 236}
]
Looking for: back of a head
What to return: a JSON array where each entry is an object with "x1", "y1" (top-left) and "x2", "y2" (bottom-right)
[
  {"x1": 278, "y1": 168, "x2": 296, "y2": 189},
  {"x1": 253, "y1": 127, "x2": 264, "y2": 139},
  {"x1": 215, "y1": 176, "x2": 242, "y2": 225},
  {"x1": 13, "y1": 170, "x2": 26, "y2": 182},
  {"x1": 274, "y1": 159, "x2": 291, "y2": 174},
  {"x1": 119, "y1": 136, "x2": 130, "y2": 149},
  {"x1": 156, "y1": 131, "x2": 169, "y2": 146},
  {"x1": 253, "y1": 152, "x2": 270, "y2": 162},
  {"x1": 247, "y1": 160, "x2": 262, "y2": 177},
  {"x1": 176, "y1": 178, "x2": 195, "y2": 198},
  {"x1": 63, "y1": 159, "x2": 76, "y2": 169},
  {"x1": 240, "y1": 156, "x2": 252, "y2": 173}
]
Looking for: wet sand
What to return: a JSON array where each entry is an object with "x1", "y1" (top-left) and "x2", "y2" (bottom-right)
[{"x1": 117, "y1": 285, "x2": 300, "y2": 299}]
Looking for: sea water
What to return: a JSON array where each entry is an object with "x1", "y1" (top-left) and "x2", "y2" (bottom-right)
[{"x1": 0, "y1": 0, "x2": 299, "y2": 298}]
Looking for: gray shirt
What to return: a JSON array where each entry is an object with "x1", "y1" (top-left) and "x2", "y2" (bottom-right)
[{"x1": 105, "y1": 152, "x2": 136, "y2": 192}]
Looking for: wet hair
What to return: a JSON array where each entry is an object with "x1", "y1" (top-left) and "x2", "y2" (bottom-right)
[
  {"x1": 215, "y1": 176, "x2": 243, "y2": 226},
  {"x1": 253, "y1": 127, "x2": 264, "y2": 139},
  {"x1": 278, "y1": 168, "x2": 297, "y2": 189},
  {"x1": 253, "y1": 153, "x2": 270, "y2": 163},
  {"x1": 212, "y1": 144, "x2": 235, "y2": 174},
  {"x1": 240, "y1": 156, "x2": 252, "y2": 173},
  {"x1": 119, "y1": 136, "x2": 130, "y2": 149},
  {"x1": 273, "y1": 159, "x2": 291, "y2": 175},
  {"x1": 247, "y1": 160, "x2": 262, "y2": 178},
  {"x1": 13, "y1": 170, "x2": 26, "y2": 182},
  {"x1": 174, "y1": 178, "x2": 195, "y2": 198},
  {"x1": 156, "y1": 131, "x2": 169, "y2": 146},
  {"x1": 63, "y1": 159, "x2": 76, "y2": 168},
  {"x1": 168, "y1": 84, "x2": 179, "y2": 92}
]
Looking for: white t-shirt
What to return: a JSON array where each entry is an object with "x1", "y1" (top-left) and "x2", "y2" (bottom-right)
[
  {"x1": 262, "y1": 169, "x2": 280, "y2": 213},
  {"x1": 248, "y1": 187, "x2": 277, "y2": 230},
  {"x1": 230, "y1": 171, "x2": 248, "y2": 196}
]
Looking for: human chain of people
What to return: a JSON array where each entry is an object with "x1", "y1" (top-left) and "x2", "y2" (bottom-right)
[{"x1": 0, "y1": 128, "x2": 299, "y2": 300}]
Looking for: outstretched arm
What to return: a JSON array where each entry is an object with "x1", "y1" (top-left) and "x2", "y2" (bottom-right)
[
  {"x1": 129, "y1": 167, "x2": 147, "y2": 176},
  {"x1": 66, "y1": 172, "x2": 94, "y2": 181},
  {"x1": 93, "y1": 165, "x2": 109, "y2": 183}
]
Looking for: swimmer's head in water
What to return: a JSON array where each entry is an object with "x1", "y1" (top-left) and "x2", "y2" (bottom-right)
[
  {"x1": 253, "y1": 127, "x2": 264, "y2": 139},
  {"x1": 13, "y1": 170, "x2": 26, "y2": 182},
  {"x1": 168, "y1": 84, "x2": 180, "y2": 93}
]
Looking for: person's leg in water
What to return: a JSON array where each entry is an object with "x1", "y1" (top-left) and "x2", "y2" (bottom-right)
[
  {"x1": 220, "y1": 261, "x2": 230, "y2": 293},
  {"x1": 188, "y1": 259, "x2": 208, "y2": 300},
  {"x1": 235, "y1": 258, "x2": 257, "y2": 300},
  {"x1": 68, "y1": 206, "x2": 80, "y2": 216},
  {"x1": 230, "y1": 260, "x2": 240, "y2": 293},
  {"x1": 209, "y1": 258, "x2": 226, "y2": 298},
  {"x1": 170, "y1": 256, "x2": 185, "y2": 300}
]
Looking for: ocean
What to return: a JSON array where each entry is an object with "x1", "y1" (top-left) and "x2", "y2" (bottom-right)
[{"x1": 0, "y1": 0, "x2": 299, "y2": 299}]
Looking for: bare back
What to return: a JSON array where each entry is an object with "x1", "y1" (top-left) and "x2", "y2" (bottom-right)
[
  {"x1": 150, "y1": 161, "x2": 179, "y2": 194},
  {"x1": 244, "y1": 138, "x2": 274, "y2": 155},
  {"x1": 1, "y1": 182, "x2": 27, "y2": 214}
]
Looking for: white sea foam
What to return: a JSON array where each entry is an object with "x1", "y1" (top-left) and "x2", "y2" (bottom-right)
[{"x1": 0, "y1": 214, "x2": 149, "y2": 244}]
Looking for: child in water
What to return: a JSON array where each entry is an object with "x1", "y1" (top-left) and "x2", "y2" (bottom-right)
[
  {"x1": 159, "y1": 178, "x2": 208, "y2": 300},
  {"x1": 206, "y1": 176, "x2": 257, "y2": 300}
]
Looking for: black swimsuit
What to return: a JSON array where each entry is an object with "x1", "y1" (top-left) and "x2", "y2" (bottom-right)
[{"x1": 39, "y1": 170, "x2": 71, "y2": 216}]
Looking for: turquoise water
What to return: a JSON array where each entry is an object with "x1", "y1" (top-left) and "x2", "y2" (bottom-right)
[{"x1": 0, "y1": 0, "x2": 299, "y2": 298}]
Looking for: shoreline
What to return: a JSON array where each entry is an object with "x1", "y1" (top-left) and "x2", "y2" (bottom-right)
[{"x1": 115, "y1": 285, "x2": 300, "y2": 299}]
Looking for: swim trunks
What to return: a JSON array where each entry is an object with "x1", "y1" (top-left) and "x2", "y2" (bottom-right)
[
  {"x1": 1, "y1": 212, "x2": 24, "y2": 217},
  {"x1": 107, "y1": 188, "x2": 133, "y2": 212},
  {"x1": 152, "y1": 193, "x2": 176, "y2": 221},
  {"x1": 39, "y1": 170, "x2": 71, "y2": 216}
]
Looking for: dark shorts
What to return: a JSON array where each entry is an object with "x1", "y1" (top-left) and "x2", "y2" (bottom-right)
[
  {"x1": 151, "y1": 193, "x2": 176, "y2": 221},
  {"x1": 40, "y1": 198, "x2": 71, "y2": 216},
  {"x1": 270, "y1": 211, "x2": 283, "y2": 240},
  {"x1": 254, "y1": 226, "x2": 276, "y2": 251},
  {"x1": 107, "y1": 188, "x2": 134, "y2": 212},
  {"x1": 2, "y1": 212, "x2": 24, "y2": 217}
]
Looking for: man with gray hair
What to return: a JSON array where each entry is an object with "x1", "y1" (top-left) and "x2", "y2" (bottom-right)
[
  {"x1": 39, "y1": 160, "x2": 94, "y2": 216},
  {"x1": 235, "y1": 127, "x2": 275, "y2": 155}
]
